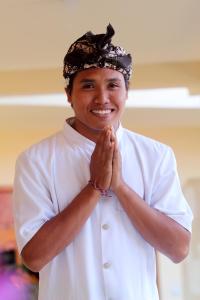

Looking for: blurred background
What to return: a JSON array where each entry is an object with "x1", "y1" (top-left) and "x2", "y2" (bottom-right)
[{"x1": 0, "y1": 0, "x2": 200, "y2": 299}]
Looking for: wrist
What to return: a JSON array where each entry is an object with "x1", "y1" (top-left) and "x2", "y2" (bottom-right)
[
  {"x1": 112, "y1": 178, "x2": 127, "y2": 195},
  {"x1": 88, "y1": 180, "x2": 110, "y2": 197},
  {"x1": 86, "y1": 182, "x2": 102, "y2": 197}
]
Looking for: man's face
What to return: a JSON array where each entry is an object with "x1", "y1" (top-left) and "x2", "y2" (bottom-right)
[{"x1": 67, "y1": 68, "x2": 128, "y2": 138}]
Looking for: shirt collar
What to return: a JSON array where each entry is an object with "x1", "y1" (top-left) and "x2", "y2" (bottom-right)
[{"x1": 62, "y1": 117, "x2": 123, "y2": 147}]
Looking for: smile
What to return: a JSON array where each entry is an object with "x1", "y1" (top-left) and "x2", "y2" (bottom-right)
[{"x1": 91, "y1": 109, "x2": 114, "y2": 115}]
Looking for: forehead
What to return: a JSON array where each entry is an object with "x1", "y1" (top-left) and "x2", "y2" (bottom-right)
[{"x1": 74, "y1": 67, "x2": 125, "y2": 83}]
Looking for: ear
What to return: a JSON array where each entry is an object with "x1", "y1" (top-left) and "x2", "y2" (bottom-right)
[
  {"x1": 125, "y1": 89, "x2": 128, "y2": 101},
  {"x1": 64, "y1": 88, "x2": 73, "y2": 106}
]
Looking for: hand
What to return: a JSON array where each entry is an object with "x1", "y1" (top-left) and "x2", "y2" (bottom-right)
[
  {"x1": 90, "y1": 126, "x2": 115, "y2": 191},
  {"x1": 110, "y1": 131, "x2": 123, "y2": 192}
]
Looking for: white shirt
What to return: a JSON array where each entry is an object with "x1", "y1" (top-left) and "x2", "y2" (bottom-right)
[{"x1": 13, "y1": 120, "x2": 193, "y2": 300}]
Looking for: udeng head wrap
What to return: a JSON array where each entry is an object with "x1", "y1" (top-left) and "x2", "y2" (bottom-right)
[{"x1": 63, "y1": 24, "x2": 132, "y2": 85}]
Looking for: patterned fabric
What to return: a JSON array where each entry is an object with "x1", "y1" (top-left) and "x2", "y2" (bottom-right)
[{"x1": 63, "y1": 24, "x2": 132, "y2": 84}]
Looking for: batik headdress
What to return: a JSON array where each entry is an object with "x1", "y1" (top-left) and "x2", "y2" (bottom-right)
[{"x1": 63, "y1": 24, "x2": 132, "y2": 84}]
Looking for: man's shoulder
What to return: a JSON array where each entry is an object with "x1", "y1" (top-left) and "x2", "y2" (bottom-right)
[
  {"x1": 122, "y1": 127, "x2": 171, "y2": 156},
  {"x1": 18, "y1": 130, "x2": 63, "y2": 163}
]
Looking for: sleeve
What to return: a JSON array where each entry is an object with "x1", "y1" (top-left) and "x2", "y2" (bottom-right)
[
  {"x1": 150, "y1": 146, "x2": 193, "y2": 232},
  {"x1": 12, "y1": 151, "x2": 56, "y2": 253}
]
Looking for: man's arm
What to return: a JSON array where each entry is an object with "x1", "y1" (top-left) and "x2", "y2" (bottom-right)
[
  {"x1": 21, "y1": 126, "x2": 114, "y2": 272},
  {"x1": 111, "y1": 136, "x2": 191, "y2": 263},
  {"x1": 21, "y1": 184, "x2": 100, "y2": 272},
  {"x1": 114, "y1": 182, "x2": 190, "y2": 263}
]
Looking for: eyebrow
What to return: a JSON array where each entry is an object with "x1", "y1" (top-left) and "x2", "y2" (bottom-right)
[
  {"x1": 79, "y1": 78, "x2": 122, "y2": 83},
  {"x1": 107, "y1": 78, "x2": 122, "y2": 82},
  {"x1": 79, "y1": 79, "x2": 95, "y2": 83}
]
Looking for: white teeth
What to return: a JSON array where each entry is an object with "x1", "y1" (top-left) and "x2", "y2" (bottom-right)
[{"x1": 92, "y1": 109, "x2": 112, "y2": 115}]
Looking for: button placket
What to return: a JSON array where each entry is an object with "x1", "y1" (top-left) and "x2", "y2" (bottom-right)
[{"x1": 100, "y1": 195, "x2": 117, "y2": 299}]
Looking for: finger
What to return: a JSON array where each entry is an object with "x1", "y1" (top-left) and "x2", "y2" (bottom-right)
[
  {"x1": 105, "y1": 128, "x2": 113, "y2": 148},
  {"x1": 93, "y1": 128, "x2": 107, "y2": 157},
  {"x1": 105, "y1": 137, "x2": 115, "y2": 162},
  {"x1": 97, "y1": 127, "x2": 112, "y2": 150},
  {"x1": 110, "y1": 126, "x2": 116, "y2": 144},
  {"x1": 92, "y1": 128, "x2": 111, "y2": 164},
  {"x1": 115, "y1": 143, "x2": 122, "y2": 172},
  {"x1": 98, "y1": 130, "x2": 112, "y2": 163}
]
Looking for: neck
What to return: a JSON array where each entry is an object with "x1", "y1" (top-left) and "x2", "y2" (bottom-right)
[{"x1": 72, "y1": 118, "x2": 118, "y2": 142}]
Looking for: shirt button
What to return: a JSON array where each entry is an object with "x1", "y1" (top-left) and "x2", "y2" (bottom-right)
[
  {"x1": 103, "y1": 262, "x2": 111, "y2": 269},
  {"x1": 102, "y1": 223, "x2": 110, "y2": 230}
]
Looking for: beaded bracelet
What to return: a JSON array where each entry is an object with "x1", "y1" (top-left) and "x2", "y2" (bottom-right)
[{"x1": 88, "y1": 180, "x2": 111, "y2": 197}]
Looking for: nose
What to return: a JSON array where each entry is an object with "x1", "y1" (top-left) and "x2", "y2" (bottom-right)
[{"x1": 93, "y1": 87, "x2": 110, "y2": 105}]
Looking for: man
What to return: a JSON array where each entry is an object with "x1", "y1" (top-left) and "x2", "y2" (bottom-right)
[{"x1": 13, "y1": 24, "x2": 193, "y2": 300}]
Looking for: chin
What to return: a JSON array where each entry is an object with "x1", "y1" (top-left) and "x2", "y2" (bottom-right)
[
  {"x1": 75, "y1": 117, "x2": 116, "y2": 133},
  {"x1": 90, "y1": 125, "x2": 107, "y2": 132}
]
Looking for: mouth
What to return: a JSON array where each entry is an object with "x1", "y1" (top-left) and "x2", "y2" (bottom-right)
[{"x1": 90, "y1": 109, "x2": 114, "y2": 116}]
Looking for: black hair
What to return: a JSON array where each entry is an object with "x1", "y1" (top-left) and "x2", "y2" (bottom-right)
[{"x1": 66, "y1": 70, "x2": 129, "y2": 95}]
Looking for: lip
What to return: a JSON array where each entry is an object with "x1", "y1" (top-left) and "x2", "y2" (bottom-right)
[
  {"x1": 91, "y1": 110, "x2": 113, "y2": 118},
  {"x1": 90, "y1": 108, "x2": 114, "y2": 116},
  {"x1": 90, "y1": 108, "x2": 115, "y2": 117}
]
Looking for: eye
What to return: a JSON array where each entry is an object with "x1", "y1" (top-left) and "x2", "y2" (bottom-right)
[
  {"x1": 108, "y1": 82, "x2": 120, "y2": 89},
  {"x1": 81, "y1": 82, "x2": 95, "y2": 89}
]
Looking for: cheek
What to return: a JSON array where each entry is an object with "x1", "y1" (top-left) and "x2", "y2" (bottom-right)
[
  {"x1": 115, "y1": 94, "x2": 127, "y2": 107},
  {"x1": 73, "y1": 96, "x2": 91, "y2": 110},
  {"x1": 72, "y1": 101, "x2": 86, "y2": 113}
]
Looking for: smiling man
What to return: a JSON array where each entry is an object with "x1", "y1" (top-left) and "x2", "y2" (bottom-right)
[
  {"x1": 13, "y1": 24, "x2": 193, "y2": 300},
  {"x1": 66, "y1": 68, "x2": 127, "y2": 140}
]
